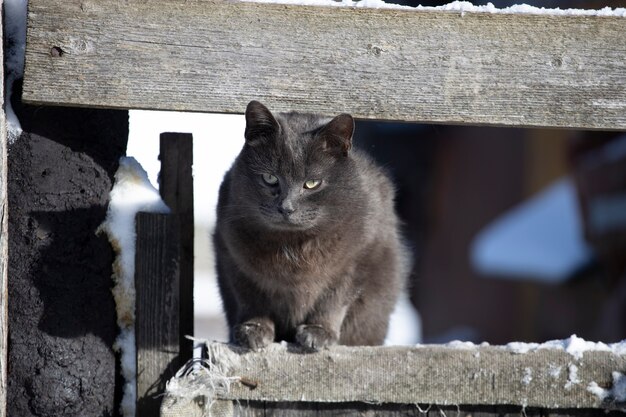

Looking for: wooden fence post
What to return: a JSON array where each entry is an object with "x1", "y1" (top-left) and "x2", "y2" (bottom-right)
[
  {"x1": 159, "y1": 132, "x2": 194, "y2": 363},
  {"x1": 135, "y1": 132, "x2": 194, "y2": 416},
  {"x1": 135, "y1": 213, "x2": 181, "y2": 416}
]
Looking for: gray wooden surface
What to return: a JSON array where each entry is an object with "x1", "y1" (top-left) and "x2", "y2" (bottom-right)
[
  {"x1": 161, "y1": 342, "x2": 626, "y2": 416},
  {"x1": 159, "y1": 133, "x2": 194, "y2": 364},
  {"x1": 0, "y1": 2, "x2": 7, "y2": 415},
  {"x1": 24, "y1": 0, "x2": 626, "y2": 130},
  {"x1": 135, "y1": 212, "x2": 181, "y2": 417}
]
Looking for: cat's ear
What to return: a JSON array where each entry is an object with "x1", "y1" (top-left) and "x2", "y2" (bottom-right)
[
  {"x1": 319, "y1": 114, "x2": 354, "y2": 157},
  {"x1": 245, "y1": 100, "x2": 280, "y2": 146}
]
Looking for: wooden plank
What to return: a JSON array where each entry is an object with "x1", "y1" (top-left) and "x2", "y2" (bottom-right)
[
  {"x1": 23, "y1": 0, "x2": 626, "y2": 130},
  {"x1": 162, "y1": 342, "x2": 626, "y2": 416},
  {"x1": 135, "y1": 212, "x2": 181, "y2": 417},
  {"x1": 0, "y1": 1, "x2": 7, "y2": 415},
  {"x1": 158, "y1": 132, "x2": 194, "y2": 364}
]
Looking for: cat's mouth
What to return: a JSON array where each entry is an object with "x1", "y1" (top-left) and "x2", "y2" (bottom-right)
[
  {"x1": 259, "y1": 206, "x2": 316, "y2": 231},
  {"x1": 269, "y1": 217, "x2": 313, "y2": 231}
]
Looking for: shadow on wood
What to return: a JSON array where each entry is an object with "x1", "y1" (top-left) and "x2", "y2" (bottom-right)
[
  {"x1": 159, "y1": 132, "x2": 194, "y2": 365},
  {"x1": 135, "y1": 132, "x2": 195, "y2": 416},
  {"x1": 135, "y1": 212, "x2": 181, "y2": 416},
  {"x1": 136, "y1": 356, "x2": 183, "y2": 416}
]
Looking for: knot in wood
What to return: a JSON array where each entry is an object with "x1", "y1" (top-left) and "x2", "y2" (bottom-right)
[
  {"x1": 367, "y1": 44, "x2": 383, "y2": 56},
  {"x1": 50, "y1": 46, "x2": 64, "y2": 57}
]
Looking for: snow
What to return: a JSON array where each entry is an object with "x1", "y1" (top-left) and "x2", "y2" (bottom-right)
[
  {"x1": 588, "y1": 372, "x2": 626, "y2": 403},
  {"x1": 547, "y1": 364, "x2": 562, "y2": 379},
  {"x1": 243, "y1": 0, "x2": 626, "y2": 17},
  {"x1": 565, "y1": 364, "x2": 580, "y2": 390},
  {"x1": 98, "y1": 157, "x2": 170, "y2": 417},
  {"x1": 505, "y1": 335, "x2": 625, "y2": 360},
  {"x1": 434, "y1": 2, "x2": 626, "y2": 16},
  {"x1": 416, "y1": 335, "x2": 626, "y2": 398},
  {"x1": 471, "y1": 177, "x2": 594, "y2": 283},
  {"x1": 505, "y1": 341, "x2": 537, "y2": 354},
  {"x1": 3, "y1": 0, "x2": 28, "y2": 142},
  {"x1": 522, "y1": 368, "x2": 533, "y2": 385},
  {"x1": 445, "y1": 334, "x2": 626, "y2": 363},
  {"x1": 384, "y1": 294, "x2": 422, "y2": 345},
  {"x1": 446, "y1": 340, "x2": 480, "y2": 350}
]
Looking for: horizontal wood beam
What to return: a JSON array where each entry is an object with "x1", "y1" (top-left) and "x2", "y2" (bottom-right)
[
  {"x1": 161, "y1": 342, "x2": 626, "y2": 416},
  {"x1": 24, "y1": 0, "x2": 626, "y2": 129}
]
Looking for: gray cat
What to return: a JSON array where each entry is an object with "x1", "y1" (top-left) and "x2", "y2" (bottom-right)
[{"x1": 214, "y1": 100, "x2": 410, "y2": 350}]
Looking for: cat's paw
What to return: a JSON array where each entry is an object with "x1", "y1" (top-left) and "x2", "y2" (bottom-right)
[
  {"x1": 234, "y1": 321, "x2": 275, "y2": 350},
  {"x1": 295, "y1": 324, "x2": 337, "y2": 350}
]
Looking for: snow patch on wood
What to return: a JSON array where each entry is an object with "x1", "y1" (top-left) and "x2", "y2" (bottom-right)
[
  {"x1": 504, "y1": 334, "x2": 626, "y2": 360},
  {"x1": 243, "y1": 0, "x2": 626, "y2": 17},
  {"x1": 3, "y1": 0, "x2": 27, "y2": 141},
  {"x1": 98, "y1": 157, "x2": 169, "y2": 417},
  {"x1": 588, "y1": 372, "x2": 626, "y2": 405}
]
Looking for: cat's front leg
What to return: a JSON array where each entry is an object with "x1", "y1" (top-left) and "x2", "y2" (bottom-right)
[
  {"x1": 295, "y1": 323, "x2": 338, "y2": 350},
  {"x1": 296, "y1": 302, "x2": 348, "y2": 350},
  {"x1": 234, "y1": 317, "x2": 275, "y2": 350}
]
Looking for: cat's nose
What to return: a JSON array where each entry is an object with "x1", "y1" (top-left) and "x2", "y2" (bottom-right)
[{"x1": 278, "y1": 202, "x2": 296, "y2": 216}]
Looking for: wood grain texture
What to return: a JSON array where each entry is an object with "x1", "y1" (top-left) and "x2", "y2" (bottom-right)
[
  {"x1": 0, "y1": 2, "x2": 7, "y2": 415},
  {"x1": 161, "y1": 342, "x2": 626, "y2": 417},
  {"x1": 159, "y1": 133, "x2": 194, "y2": 365},
  {"x1": 23, "y1": 0, "x2": 626, "y2": 129},
  {"x1": 135, "y1": 212, "x2": 181, "y2": 417}
]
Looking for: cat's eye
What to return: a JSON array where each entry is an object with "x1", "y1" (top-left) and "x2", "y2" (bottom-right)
[
  {"x1": 304, "y1": 179, "x2": 321, "y2": 190},
  {"x1": 262, "y1": 173, "x2": 279, "y2": 186}
]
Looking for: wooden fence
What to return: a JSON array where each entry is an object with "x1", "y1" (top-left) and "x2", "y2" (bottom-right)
[
  {"x1": 134, "y1": 133, "x2": 195, "y2": 416},
  {"x1": 22, "y1": 0, "x2": 626, "y2": 129},
  {"x1": 1, "y1": 0, "x2": 624, "y2": 416},
  {"x1": 161, "y1": 342, "x2": 626, "y2": 416}
]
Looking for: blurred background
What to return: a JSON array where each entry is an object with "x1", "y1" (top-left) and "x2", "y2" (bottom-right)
[{"x1": 128, "y1": 0, "x2": 626, "y2": 346}]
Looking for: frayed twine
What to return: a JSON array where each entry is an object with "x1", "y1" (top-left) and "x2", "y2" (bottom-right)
[{"x1": 165, "y1": 357, "x2": 239, "y2": 406}]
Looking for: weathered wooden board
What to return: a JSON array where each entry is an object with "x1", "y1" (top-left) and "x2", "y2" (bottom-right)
[
  {"x1": 23, "y1": 0, "x2": 626, "y2": 129},
  {"x1": 135, "y1": 212, "x2": 181, "y2": 416},
  {"x1": 0, "y1": 2, "x2": 7, "y2": 416},
  {"x1": 161, "y1": 342, "x2": 626, "y2": 416},
  {"x1": 159, "y1": 133, "x2": 194, "y2": 366}
]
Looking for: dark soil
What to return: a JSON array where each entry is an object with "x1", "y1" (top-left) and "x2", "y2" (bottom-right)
[{"x1": 7, "y1": 84, "x2": 128, "y2": 416}]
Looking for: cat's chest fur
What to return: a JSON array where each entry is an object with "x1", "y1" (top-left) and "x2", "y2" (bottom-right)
[{"x1": 226, "y1": 222, "x2": 357, "y2": 293}]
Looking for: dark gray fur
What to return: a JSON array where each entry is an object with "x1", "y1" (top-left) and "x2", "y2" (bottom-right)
[{"x1": 214, "y1": 101, "x2": 409, "y2": 350}]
